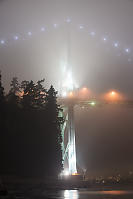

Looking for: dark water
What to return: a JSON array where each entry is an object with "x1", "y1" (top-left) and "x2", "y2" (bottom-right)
[{"x1": 44, "y1": 190, "x2": 133, "y2": 199}]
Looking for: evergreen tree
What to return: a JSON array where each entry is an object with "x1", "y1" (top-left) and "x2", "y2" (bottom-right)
[
  {"x1": 7, "y1": 77, "x2": 20, "y2": 106},
  {"x1": 0, "y1": 71, "x2": 5, "y2": 127},
  {"x1": 0, "y1": 71, "x2": 5, "y2": 107},
  {"x1": 21, "y1": 80, "x2": 36, "y2": 109},
  {"x1": 35, "y1": 79, "x2": 46, "y2": 109},
  {"x1": 45, "y1": 85, "x2": 63, "y2": 176}
]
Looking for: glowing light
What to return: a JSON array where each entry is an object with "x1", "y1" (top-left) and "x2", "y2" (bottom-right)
[
  {"x1": 41, "y1": 27, "x2": 45, "y2": 32},
  {"x1": 111, "y1": 91, "x2": 115, "y2": 95},
  {"x1": 64, "y1": 170, "x2": 69, "y2": 176},
  {"x1": 72, "y1": 172, "x2": 79, "y2": 176},
  {"x1": 82, "y1": 87, "x2": 87, "y2": 91},
  {"x1": 90, "y1": 31, "x2": 96, "y2": 36},
  {"x1": 28, "y1": 32, "x2": 32, "y2": 36},
  {"x1": 103, "y1": 90, "x2": 123, "y2": 101},
  {"x1": 90, "y1": 101, "x2": 95, "y2": 106},
  {"x1": 53, "y1": 23, "x2": 58, "y2": 28},
  {"x1": 62, "y1": 91, "x2": 67, "y2": 97},
  {"x1": 14, "y1": 36, "x2": 18, "y2": 40},
  {"x1": 103, "y1": 37, "x2": 107, "y2": 41},
  {"x1": 68, "y1": 91, "x2": 73, "y2": 97},
  {"x1": 125, "y1": 48, "x2": 129, "y2": 53},
  {"x1": 66, "y1": 18, "x2": 71, "y2": 23},
  {"x1": 79, "y1": 25, "x2": 84, "y2": 29},
  {"x1": 114, "y1": 42, "x2": 118, "y2": 47},
  {"x1": 1, "y1": 40, "x2": 5, "y2": 44}
]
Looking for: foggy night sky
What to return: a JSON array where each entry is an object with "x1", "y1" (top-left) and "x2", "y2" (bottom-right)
[{"x1": 0, "y1": 0, "x2": 133, "y2": 176}]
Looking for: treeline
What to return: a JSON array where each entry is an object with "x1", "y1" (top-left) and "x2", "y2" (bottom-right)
[{"x1": 0, "y1": 73, "x2": 63, "y2": 178}]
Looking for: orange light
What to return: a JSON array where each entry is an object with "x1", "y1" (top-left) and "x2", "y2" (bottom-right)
[
  {"x1": 82, "y1": 87, "x2": 88, "y2": 91},
  {"x1": 72, "y1": 173, "x2": 79, "y2": 176},
  {"x1": 79, "y1": 87, "x2": 90, "y2": 99},
  {"x1": 111, "y1": 91, "x2": 115, "y2": 95},
  {"x1": 68, "y1": 91, "x2": 73, "y2": 97},
  {"x1": 103, "y1": 90, "x2": 123, "y2": 101}
]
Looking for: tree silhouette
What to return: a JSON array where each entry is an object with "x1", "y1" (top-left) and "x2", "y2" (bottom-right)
[
  {"x1": 7, "y1": 77, "x2": 20, "y2": 106},
  {"x1": 45, "y1": 85, "x2": 63, "y2": 176}
]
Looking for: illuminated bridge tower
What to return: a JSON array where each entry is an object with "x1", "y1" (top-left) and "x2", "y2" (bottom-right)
[
  {"x1": 68, "y1": 104, "x2": 77, "y2": 174},
  {"x1": 60, "y1": 100, "x2": 77, "y2": 175}
]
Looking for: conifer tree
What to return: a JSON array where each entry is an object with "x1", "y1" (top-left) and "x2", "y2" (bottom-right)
[{"x1": 45, "y1": 85, "x2": 63, "y2": 176}]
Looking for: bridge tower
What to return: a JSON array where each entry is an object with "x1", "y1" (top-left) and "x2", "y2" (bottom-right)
[{"x1": 60, "y1": 100, "x2": 77, "y2": 175}]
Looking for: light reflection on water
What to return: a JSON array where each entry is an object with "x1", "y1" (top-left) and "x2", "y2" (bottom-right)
[
  {"x1": 62, "y1": 190, "x2": 133, "y2": 199},
  {"x1": 64, "y1": 190, "x2": 79, "y2": 199}
]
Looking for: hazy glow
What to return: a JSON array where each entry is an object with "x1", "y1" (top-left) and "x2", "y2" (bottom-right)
[
  {"x1": 14, "y1": 36, "x2": 18, "y2": 40},
  {"x1": 90, "y1": 31, "x2": 96, "y2": 36},
  {"x1": 0, "y1": 20, "x2": 132, "y2": 64},
  {"x1": 79, "y1": 25, "x2": 84, "y2": 29},
  {"x1": 64, "y1": 170, "x2": 70, "y2": 176},
  {"x1": 90, "y1": 101, "x2": 96, "y2": 106},
  {"x1": 125, "y1": 48, "x2": 129, "y2": 53},
  {"x1": 41, "y1": 27, "x2": 45, "y2": 31},
  {"x1": 114, "y1": 42, "x2": 118, "y2": 47},
  {"x1": 103, "y1": 37, "x2": 107, "y2": 41},
  {"x1": 1, "y1": 40, "x2": 5, "y2": 44},
  {"x1": 68, "y1": 91, "x2": 74, "y2": 97},
  {"x1": 62, "y1": 91, "x2": 67, "y2": 97},
  {"x1": 103, "y1": 90, "x2": 123, "y2": 101},
  {"x1": 28, "y1": 31, "x2": 32, "y2": 36},
  {"x1": 66, "y1": 18, "x2": 71, "y2": 23},
  {"x1": 53, "y1": 23, "x2": 57, "y2": 28}
]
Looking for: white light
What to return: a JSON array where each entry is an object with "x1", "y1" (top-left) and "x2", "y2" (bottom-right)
[
  {"x1": 64, "y1": 170, "x2": 69, "y2": 176},
  {"x1": 14, "y1": 36, "x2": 18, "y2": 40},
  {"x1": 0, "y1": 40, "x2": 5, "y2": 44},
  {"x1": 62, "y1": 91, "x2": 67, "y2": 97},
  {"x1": 66, "y1": 18, "x2": 71, "y2": 23},
  {"x1": 41, "y1": 27, "x2": 45, "y2": 32},
  {"x1": 53, "y1": 23, "x2": 57, "y2": 28},
  {"x1": 79, "y1": 25, "x2": 84, "y2": 29},
  {"x1": 28, "y1": 32, "x2": 32, "y2": 36},
  {"x1": 90, "y1": 101, "x2": 95, "y2": 106},
  {"x1": 103, "y1": 37, "x2": 107, "y2": 41},
  {"x1": 90, "y1": 31, "x2": 95, "y2": 36},
  {"x1": 114, "y1": 42, "x2": 118, "y2": 47},
  {"x1": 125, "y1": 48, "x2": 129, "y2": 53}
]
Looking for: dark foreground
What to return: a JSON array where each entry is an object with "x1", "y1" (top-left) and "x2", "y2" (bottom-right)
[
  {"x1": 1, "y1": 189, "x2": 133, "y2": 199},
  {"x1": 1, "y1": 183, "x2": 133, "y2": 199}
]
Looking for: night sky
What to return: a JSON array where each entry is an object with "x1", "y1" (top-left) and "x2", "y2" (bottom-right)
[{"x1": 0, "y1": 0, "x2": 133, "y2": 177}]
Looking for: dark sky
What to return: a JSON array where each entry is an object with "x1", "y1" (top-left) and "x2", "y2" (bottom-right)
[{"x1": 0, "y1": 0, "x2": 133, "y2": 177}]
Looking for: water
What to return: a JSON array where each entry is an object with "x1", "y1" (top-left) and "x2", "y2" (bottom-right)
[{"x1": 44, "y1": 189, "x2": 133, "y2": 199}]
